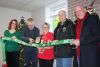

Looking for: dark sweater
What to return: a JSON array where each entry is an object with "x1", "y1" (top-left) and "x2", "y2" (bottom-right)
[
  {"x1": 54, "y1": 19, "x2": 75, "y2": 58},
  {"x1": 22, "y1": 26, "x2": 40, "y2": 50}
]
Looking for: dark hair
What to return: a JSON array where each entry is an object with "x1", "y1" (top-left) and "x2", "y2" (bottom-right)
[{"x1": 8, "y1": 19, "x2": 18, "y2": 30}]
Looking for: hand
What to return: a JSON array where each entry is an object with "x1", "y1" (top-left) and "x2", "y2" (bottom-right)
[
  {"x1": 29, "y1": 38, "x2": 34, "y2": 43},
  {"x1": 35, "y1": 37, "x2": 41, "y2": 43},
  {"x1": 48, "y1": 40, "x2": 52, "y2": 42},
  {"x1": 12, "y1": 36, "x2": 16, "y2": 40},
  {"x1": 54, "y1": 40, "x2": 58, "y2": 42},
  {"x1": 0, "y1": 35, "x2": 4, "y2": 38},
  {"x1": 44, "y1": 46, "x2": 53, "y2": 49},
  {"x1": 72, "y1": 39, "x2": 80, "y2": 47}
]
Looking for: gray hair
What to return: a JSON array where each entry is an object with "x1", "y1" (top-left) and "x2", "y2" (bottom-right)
[
  {"x1": 42, "y1": 22, "x2": 50, "y2": 28},
  {"x1": 58, "y1": 10, "x2": 66, "y2": 16}
]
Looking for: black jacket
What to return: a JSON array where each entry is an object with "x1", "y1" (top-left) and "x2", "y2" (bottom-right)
[
  {"x1": 79, "y1": 13, "x2": 100, "y2": 67},
  {"x1": 54, "y1": 19, "x2": 75, "y2": 58}
]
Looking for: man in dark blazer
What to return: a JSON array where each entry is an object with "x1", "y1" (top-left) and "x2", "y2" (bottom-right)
[{"x1": 72, "y1": 5, "x2": 100, "y2": 67}]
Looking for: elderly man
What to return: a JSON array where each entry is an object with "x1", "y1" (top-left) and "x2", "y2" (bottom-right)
[
  {"x1": 54, "y1": 10, "x2": 75, "y2": 67},
  {"x1": 72, "y1": 5, "x2": 100, "y2": 67},
  {"x1": 22, "y1": 18, "x2": 40, "y2": 67}
]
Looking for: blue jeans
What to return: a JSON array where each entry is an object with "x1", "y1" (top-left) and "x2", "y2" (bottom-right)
[
  {"x1": 56, "y1": 58, "x2": 73, "y2": 67},
  {"x1": 24, "y1": 47, "x2": 38, "y2": 67}
]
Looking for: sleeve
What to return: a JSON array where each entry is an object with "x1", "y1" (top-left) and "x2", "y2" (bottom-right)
[
  {"x1": 81, "y1": 15, "x2": 100, "y2": 45},
  {"x1": 54, "y1": 23, "x2": 60, "y2": 40},
  {"x1": 54, "y1": 28, "x2": 57, "y2": 40},
  {"x1": 68, "y1": 21, "x2": 76, "y2": 39},
  {"x1": 4, "y1": 30, "x2": 8, "y2": 37},
  {"x1": 68, "y1": 21, "x2": 76, "y2": 48},
  {"x1": 36, "y1": 28, "x2": 40, "y2": 37},
  {"x1": 21, "y1": 27, "x2": 30, "y2": 42},
  {"x1": 4, "y1": 30, "x2": 8, "y2": 43},
  {"x1": 34, "y1": 28, "x2": 40, "y2": 40}
]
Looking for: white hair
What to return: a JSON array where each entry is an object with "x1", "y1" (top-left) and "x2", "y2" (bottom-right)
[{"x1": 58, "y1": 10, "x2": 67, "y2": 16}]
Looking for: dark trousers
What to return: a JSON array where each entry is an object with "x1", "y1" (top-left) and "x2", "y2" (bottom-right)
[
  {"x1": 24, "y1": 47, "x2": 38, "y2": 67},
  {"x1": 39, "y1": 58, "x2": 54, "y2": 67},
  {"x1": 73, "y1": 53, "x2": 78, "y2": 67},
  {"x1": 6, "y1": 51, "x2": 20, "y2": 67}
]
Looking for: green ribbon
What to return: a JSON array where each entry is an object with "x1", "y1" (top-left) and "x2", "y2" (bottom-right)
[
  {"x1": 0, "y1": 37, "x2": 72, "y2": 63},
  {"x1": 1, "y1": 37, "x2": 72, "y2": 47},
  {"x1": 0, "y1": 38, "x2": 6, "y2": 63}
]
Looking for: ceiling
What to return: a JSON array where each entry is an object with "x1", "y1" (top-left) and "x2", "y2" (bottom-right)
[{"x1": 0, "y1": 0, "x2": 58, "y2": 12}]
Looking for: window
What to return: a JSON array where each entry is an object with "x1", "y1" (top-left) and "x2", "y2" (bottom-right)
[{"x1": 45, "y1": 0, "x2": 68, "y2": 32}]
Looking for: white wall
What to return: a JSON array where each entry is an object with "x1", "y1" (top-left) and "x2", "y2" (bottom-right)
[
  {"x1": 32, "y1": 7, "x2": 45, "y2": 34},
  {"x1": 0, "y1": 7, "x2": 32, "y2": 34}
]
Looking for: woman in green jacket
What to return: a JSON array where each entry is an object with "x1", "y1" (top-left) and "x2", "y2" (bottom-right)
[{"x1": 4, "y1": 19, "x2": 21, "y2": 67}]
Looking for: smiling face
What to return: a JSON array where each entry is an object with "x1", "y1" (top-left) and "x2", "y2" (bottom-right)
[
  {"x1": 75, "y1": 6, "x2": 86, "y2": 20},
  {"x1": 8, "y1": 19, "x2": 18, "y2": 30},
  {"x1": 11, "y1": 21, "x2": 17, "y2": 29},
  {"x1": 42, "y1": 23, "x2": 50, "y2": 34}
]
